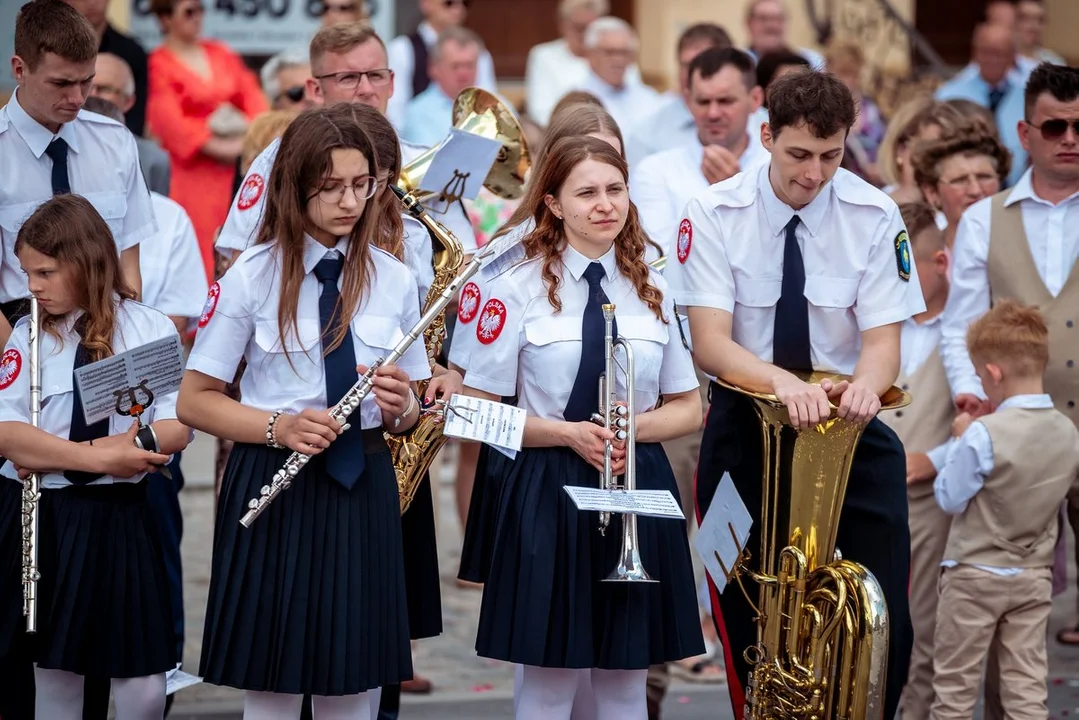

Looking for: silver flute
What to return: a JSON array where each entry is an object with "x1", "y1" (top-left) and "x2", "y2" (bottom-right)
[
  {"x1": 240, "y1": 195, "x2": 494, "y2": 528},
  {"x1": 21, "y1": 297, "x2": 43, "y2": 631}
]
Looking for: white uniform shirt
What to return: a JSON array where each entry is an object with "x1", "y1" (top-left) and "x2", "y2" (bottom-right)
[
  {"x1": 666, "y1": 162, "x2": 926, "y2": 375},
  {"x1": 141, "y1": 192, "x2": 209, "y2": 319},
  {"x1": 0, "y1": 301, "x2": 181, "y2": 489},
  {"x1": 626, "y1": 96, "x2": 769, "y2": 167},
  {"x1": 525, "y1": 39, "x2": 643, "y2": 128},
  {"x1": 464, "y1": 244, "x2": 699, "y2": 420},
  {"x1": 934, "y1": 393, "x2": 1057, "y2": 576},
  {"x1": 577, "y1": 72, "x2": 661, "y2": 141},
  {"x1": 188, "y1": 236, "x2": 432, "y2": 429},
  {"x1": 0, "y1": 91, "x2": 156, "y2": 303},
  {"x1": 941, "y1": 168, "x2": 1079, "y2": 399},
  {"x1": 385, "y1": 22, "x2": 498, "y2": 130}
]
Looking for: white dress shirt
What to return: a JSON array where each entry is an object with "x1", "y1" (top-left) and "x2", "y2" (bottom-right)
[
  {"x1": 578, "y1": 71, "x2": 661, "y2": 141},
  {"x1": 666, "y1": 163, "x2": 926, "y2": 375},
  {"x1": 463, "y1": 244, "x2": 698, "y2": 419},
  {"x1": 0, "y1": 301, "x2": 181, "y2": 489},
  {"x1": 0, "y1": 91, "x2": 156, "y2": 303},
  {"x1": 626, "y1": 96, "x2": 770, "y2": 167},
  {"x1": 935, "y1": 393, "x2": 1056, "y2": 575},
  {"x1": 900, "y1": 313, "x2": 952, "y2": 471},
  {"x1": 141, "y1": 192, "x2": 208, "y2": 319},
  {"x1": 386, "y1": 22, "x2": 498, "y2": 130},
  {"x1": 941, "y1": 169, "x2": 1079, "y2": 399},
  {"x1": 188, "y1": 236, "x2": 431, "y2": 429},
  {"x1": 525, "y1": 38, "x2": 642, "y2": 128}
]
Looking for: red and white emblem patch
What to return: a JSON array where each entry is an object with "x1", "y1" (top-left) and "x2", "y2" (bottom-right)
[
  {"x1": 236, "y1": 174, "x2": 265, "y2": 211},
  {"x1": 458, "y1": 282, "x2": 481, "y2": 324},
  {"x1": 198, "y1": 282, "x2": 221, "y2": 328},
  {"x1": 0, "y1": 349, "x2": 22, "y2": 390},
  {"x1": 676, "y1": 218, "x2": 693, "y2": 264},
  {"x1": 476, "y1": 298, "x2": 507, "y2": 345}
]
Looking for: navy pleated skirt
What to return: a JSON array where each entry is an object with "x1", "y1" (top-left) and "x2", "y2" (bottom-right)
[
  {"x1": 400, "y1": 470, "x2": 442, "y2": 639},
  {"x1": 458, "y1": 443, "x2": 496, "y2": 583},
  {"x1": 35, "y1": 480, "x2": 176, "y2": 677},
  {"x1": 475, "y1": 443, "x2": 705, "y2": 670},
  {"x1": 0, "y1": 478, "x2": 24, "y2": 657},
  {"x1": 200, "y1": 432, "x2": 413, "y2": 695}
]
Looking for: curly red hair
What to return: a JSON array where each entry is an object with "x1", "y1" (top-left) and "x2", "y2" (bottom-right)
[{"x1": 521, "y1": 136, "x2": 664, "y2": 321}]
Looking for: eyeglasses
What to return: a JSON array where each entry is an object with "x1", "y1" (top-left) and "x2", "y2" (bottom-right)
[
  {"x1": 279, "y1": 85, "x2": 305, "y2": 103},
  {"x1": 315, "y1": 176, "x2": 378, "y2": 204},
  {"x1": 940, "y1": 171, "x2": 999, "y2": 191},
  {"x1": 180, "y1": 3, "x2": 204, "y2": 18},
  {"x1": 1029, "y1": 118, "x2": 1079, "y2": 141},
  {"x1": 314, "y1": 69, "x2": 392, "y2": 89}
]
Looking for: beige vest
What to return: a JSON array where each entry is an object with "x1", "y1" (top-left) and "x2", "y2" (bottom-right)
[
  {"x1": 879, "y1": 347, "x2": 954, "y2": 500},
  {"x1": 944, "y1": 406, "x2": 1079, "y2": 568},
  {"x1": 988, "y1": 194, "x2": 1079, "y2": 426}
]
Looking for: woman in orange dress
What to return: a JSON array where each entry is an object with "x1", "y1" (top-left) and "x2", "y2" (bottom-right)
[{"x1": 147, "y1": 0, "x2": 268, "y2": 279}]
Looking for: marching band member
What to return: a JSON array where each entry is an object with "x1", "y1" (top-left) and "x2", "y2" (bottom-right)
[
  {"x1": 0, "y1": 194, "x2": 188, "y2": 719},
  {"x1": 463, "y1": 136, "x2": 705, "y2": 718},
  {"x1": 665, "y1": 69, "x2": 924, "y2": 720},
  {"x1": 177, "y1": 105, "x2": 428, "y2": 719}
]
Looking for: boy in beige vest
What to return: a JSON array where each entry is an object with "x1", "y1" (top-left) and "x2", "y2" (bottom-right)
[
  {"x1": 886, "y1": 202, "x2": 956, "y2": 719},
  {"x1": 931, "y1": 300, "x2": 1079, "y2": 720}
]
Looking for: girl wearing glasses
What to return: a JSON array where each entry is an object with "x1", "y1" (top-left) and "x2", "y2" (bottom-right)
[{"x1": 178, "y1": 105, "x2": 429, "y2": 719}]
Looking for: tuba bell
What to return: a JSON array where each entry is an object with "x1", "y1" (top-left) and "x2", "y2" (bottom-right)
[
  {"x1": 717, "y1": 372, "x2": 909, "y2": 719},
  {"x1": 388, "y1": 87, "x2": 531, "y2": 514}
]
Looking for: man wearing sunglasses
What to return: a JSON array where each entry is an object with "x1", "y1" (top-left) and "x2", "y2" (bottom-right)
[
  {"x1": 261, "y1": 47, "x2": 315, "y2": 112},
  {"x1": 385, "y1": 0, "x2": 497, "y2": 129},
  {"x1": 941, "y1": 62, "x2": 1079, "y2": 631}
]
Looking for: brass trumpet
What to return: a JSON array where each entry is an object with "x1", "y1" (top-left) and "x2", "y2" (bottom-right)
[
  {"x1": 591, "y1": 304, "x2": 654, "y2": 583},
  {"x1": 21, "y1": 297, "x2": 42, "y2": 632}
]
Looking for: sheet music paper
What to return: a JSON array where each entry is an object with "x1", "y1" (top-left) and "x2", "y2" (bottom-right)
[
  {"x1": 166, "y1": 665, "x2": 203, "y2": 695},
  {"x1": 694, "y1": 472, "x2": 753, "y2": 593},
  {"x1": 418, "y1": 129, "x2": 502, "y2": 202},
  {"x1": 442, "y1": 394, "x2": 526, "y2": 459},
  {"x1": 563, "y1": 486, "x2": 685, "y2": 519},
  {"x1": 73, "y1": 335, "x2": 186, "y2": 425}
]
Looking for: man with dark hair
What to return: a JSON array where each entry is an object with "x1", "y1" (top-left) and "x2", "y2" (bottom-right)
[
  {"x1": 941, "y1": 61, "x2": 1079, "y2": 648},
  {"x1": 625, "y1": 22, "x2": 735, "y2": 165},
  {"x1": 667, "y1": 68, "x2": 923, "y2": 720}
]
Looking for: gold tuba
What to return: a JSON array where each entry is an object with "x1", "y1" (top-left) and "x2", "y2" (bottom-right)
[
  {"x1": 388, "y1": 87, "x2": 531, "y2": 514},
  {"x1": 717, "y1": 372, "x2": 909, "y2": 720}
]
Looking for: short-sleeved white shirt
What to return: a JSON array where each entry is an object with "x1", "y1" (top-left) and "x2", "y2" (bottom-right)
[
  {"x1": 665, "y1": 163, "x2": 926, "y2": 375},
  {"x1": 463, "y1": 244, "x2": 699, "y2": 420},
  {"x1": 187, "y1": 236, "x2": 432, "y2": 429},
  {"x1": 141, "y1": 192, "x2": 209, "y2": 319}
]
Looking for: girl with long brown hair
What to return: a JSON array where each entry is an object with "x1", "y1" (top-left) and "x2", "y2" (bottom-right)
[
  {"x1": 0, "y1": 194, "x2": 189, "y2": 719},
  {"x1": 177, "y1": 104, "x2": 429, "y2": 719},
  {"x1": 463, "y1": 137, "x2": 705, "y2": 718}
]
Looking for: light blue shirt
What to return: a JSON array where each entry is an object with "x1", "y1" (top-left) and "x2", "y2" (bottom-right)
[
  {"x1": 934, "y1": 65, "x2": 1032, "y2": 188},
  {"x1": 400, "y1": 84, "x2": 454, "y2": 149}
]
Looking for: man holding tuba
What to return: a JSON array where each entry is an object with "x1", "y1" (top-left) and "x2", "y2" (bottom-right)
[{"x1": 666, "y1": 69, "x2": 924, "y2": 719}]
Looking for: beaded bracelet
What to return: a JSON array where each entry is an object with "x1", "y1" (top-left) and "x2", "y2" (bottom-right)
[
  {"x1": 392, "y1": 391, "x2": 417, "y2": 431},
  {"x1": 266, "y1": 410, "x2": 285, "y2": 449}
]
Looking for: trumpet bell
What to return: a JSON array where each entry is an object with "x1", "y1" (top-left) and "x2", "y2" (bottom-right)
[
  {"x1": 397, "y1": 87, "x2": 531, "y2": 203},
  {"x1": 603, "y1": 545, "x2": 657, "y2": 583}
]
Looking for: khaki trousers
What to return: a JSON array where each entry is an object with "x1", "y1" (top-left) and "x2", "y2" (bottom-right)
[{"x1": 930, "y1": 565, "x2": 1053, "y2": 720}]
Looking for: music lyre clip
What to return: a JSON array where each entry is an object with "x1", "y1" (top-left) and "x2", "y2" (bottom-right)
[{"x1": 113, "y1": 380, "x2": 172, "y2": 480}]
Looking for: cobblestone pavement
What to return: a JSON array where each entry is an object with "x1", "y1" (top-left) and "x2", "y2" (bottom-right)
[{"x1": 170, "y1": 432, "x2": 1079, "y2": 718}]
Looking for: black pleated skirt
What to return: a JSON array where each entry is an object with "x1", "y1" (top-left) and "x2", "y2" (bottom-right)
[
  {"x1": 401, "y1": 471, "x2": 442, "y2": 639},
  {"x1": 475, "y1": 443, "x2": 705, "y2": 670},
  {"x1": 458, "y1": 443, "x2": 496, "y2": 583},
  {"x1": 200, "y1": 434, "x2": 413, "y2": 695},
  {"x1": 0, "y1": 478, "x2": 24, "y2": 657},
  {"x1": 35, "y1": 480, "x2": 176, "y2": 677}
]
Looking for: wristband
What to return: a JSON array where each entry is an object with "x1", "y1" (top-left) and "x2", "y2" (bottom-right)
[
  {"x1": 134, "y1": 425, "x2": 160, "y2": 453},
  {"x1": 392, "y1": 391, "x2": 417, "y2": 431}
]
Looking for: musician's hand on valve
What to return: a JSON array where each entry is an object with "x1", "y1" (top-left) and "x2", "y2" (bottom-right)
[
  {"x1": 772, "y1": 375, "x2": 830, "y2": 430},
  {"x1": 835, "y1": 380, "x2": 880, "y2": 425},
  {"x1": 568, "y1": 422, "x2": 616, "y2": 472},
  {"x1": 359, "y1": 363, "x2": 413, "y2": 416},
  {"x1": 275, "y1": 409, "x2": 342, "y2": 454}
]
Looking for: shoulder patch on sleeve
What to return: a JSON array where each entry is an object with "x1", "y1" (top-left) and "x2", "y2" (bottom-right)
[
  {"x1": 476, "y1": 298, "x2": 507, "y2": 344},
  {"x1": 458, "y1": 281, "x2": 482, "y2": 323},
  {"x1": 676, "y1": 218, "x2": 693, "y2": 263},
  {"x1": 895, "y1": 230, "x2": 911, "y2": 281},
  {"x1": 0, "y1": 349, "x2": 22, "y2": 390},
  {"x1": 236, "y1": 174, "x2": 265, "y2": 211},
  {"x1": 199, "y1": 282, "x2": 221, "y2": 327}
]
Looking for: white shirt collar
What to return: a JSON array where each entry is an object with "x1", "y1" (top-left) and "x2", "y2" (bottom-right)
[
  {"x1": 302, "y1": 234, "x2": 352, "y2": 275},
  {"x1": 1004, "y1": 167, "x2": 1079, "y2": 208},
  {"x1": 8, "y1": 88, "x2": 80, "y2": 159},
  {"x1": 756, "y1": 161, "x2": 831, "y2": 238},
  {"x1": 562, "y1": 242, "x2": 618, "y2": 282},
  {"x1": 418, "y1": 22, "x2": 438, "y2": 46},
  {"x1": 997, "y1": 393, "x2": 1054, "y2": 410}
]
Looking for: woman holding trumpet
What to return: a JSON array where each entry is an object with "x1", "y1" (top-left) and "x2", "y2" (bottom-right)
[
  {"x1": 462, "y1": 136, "x2": 704, "y2": 718},
  {"x1": 177, "y1": 105, "x2": 429, "y2": 719}
]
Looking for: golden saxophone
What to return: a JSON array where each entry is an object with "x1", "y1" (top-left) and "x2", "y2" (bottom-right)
[
  {"x1": 21, "y1": 297, "x2": 42, "y2": 632},
  {"x1": 718, "y1": 372, "x2": 910, "y2": 719}
]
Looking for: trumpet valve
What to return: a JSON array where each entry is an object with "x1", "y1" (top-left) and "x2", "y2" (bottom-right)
[
  {"x1": 614, "y1": 405, "x2": 628, "y2": 417},
  {"x1": 614, "y1": 430, "x2": 628, "y2": 441}
]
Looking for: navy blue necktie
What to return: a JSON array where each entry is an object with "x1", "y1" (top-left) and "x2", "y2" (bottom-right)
[
  {"x1": 314, "y1": 255, "x2": 365, "y2": 489},
  {"x1": 772, "y1": 216, "x2": 812, "y2": 372},
  {"x1": 564, "y1": 262, "x2": 617, "y2": 422},
  {"x1": 44, "y1": 138, "x2": 71, "y2": 196},
  {"x1": 988, "y1": 85, "x2": 1007, "y2": 114},
  {"x1": 65, "y1": 316, "x2": 109, "y2": 485}
]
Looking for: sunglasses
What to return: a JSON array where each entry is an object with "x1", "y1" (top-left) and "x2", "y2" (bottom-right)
[
  {"x1": 443, "y1": 0, "x2": 470, "y2": 7},
  {"x1": 281, "y1": 85, "x2": 305, "y2": 103},
  {"x1": 1029, "y1": 118, "x2": 1079, "y2": 141},
  {"x1": 180, "y1": 3, "x2": 204, "y2": 18}
]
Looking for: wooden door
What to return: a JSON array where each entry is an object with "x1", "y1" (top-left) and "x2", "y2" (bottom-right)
[{"x1": 914, "y1": 0, "x2": 988, "y2": 68}]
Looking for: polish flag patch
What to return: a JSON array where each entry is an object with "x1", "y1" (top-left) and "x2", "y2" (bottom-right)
[
  {"x1": 458, "y1": 282, "x2": 481, "y2": 324},
  {"x1": 236, "y1": 174, "x2": 265, "y2": 211},
  {"x1": 676, "y1": 218, "x2": 693, "y2": 264},
  {"x1": 0, "y1": 349, "x2": 21, "y2": 390},
  {"x1": 198, "y1": 282, "x2": 221, "y2": 328},
  {"x1": 476, "y1": 298, "x2": 507, "y2": 345}
]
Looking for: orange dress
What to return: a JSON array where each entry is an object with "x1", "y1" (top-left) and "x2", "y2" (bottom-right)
[{"x1": 148, "y1": 40, "x2": 268, "y2": 279}]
